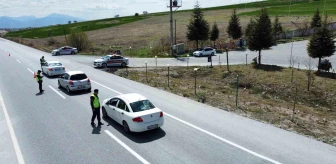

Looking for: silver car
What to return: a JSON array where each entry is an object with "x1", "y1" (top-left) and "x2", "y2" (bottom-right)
[
  {"x1": 51, "y1": 46, "x2": 78, "y2": 56},
  {"x1": 58, "y1": 71, "x2": 91, "y2": 94},
  {"x1": 93, "y1": 54, "x2": 129, "y2": 68},
  {"x1": 41, "y1": 61, "x2": 65, "y2": 77}
]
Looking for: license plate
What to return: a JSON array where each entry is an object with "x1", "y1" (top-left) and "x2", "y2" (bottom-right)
[
  {"x1": 147, "y1": 124, "x2": 158, "y2": 130},
  {"x1": 77, "y1": 86, "x2": 84, "y2": 89},
  {"x1": 55, "y1": 68, "x2": 61, "y2": 71}
]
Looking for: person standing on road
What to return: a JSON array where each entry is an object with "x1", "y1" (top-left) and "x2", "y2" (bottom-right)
[
  {"x1": 90, "y1": 89, "x2": 104, "y2": 126},
  {"x1": 40, "y1": 56, "x2": 46, "y2": 69},
  {"x1": 35, "y1": 70, "x2": 44, "y2": 93}
]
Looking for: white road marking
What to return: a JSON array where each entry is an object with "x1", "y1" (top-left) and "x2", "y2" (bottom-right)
[
  {"x1": 97, "y1": 81, "x2": 281, "y2": 164},
  {"x1": 163, "y1": 112, "x2": 282, "y2": 164},
  {"x1": 105, "y1": 130, "x2": 150, "y2": 164},
  {"x1": 16, "y1": 59, "x2": 21, "y2": 63},
  {"x1": 27, "y1": 68, "x2": 34, "y2": 74},
  {"x1": 0, "y1": 92, "x2": 25, "y2": 164},
  {"x1": 91, "y1": 80, "x2": 122, "y2": 95},
  {"x1": 48, "y1": 86, "x2": 66, "y2": 99}
]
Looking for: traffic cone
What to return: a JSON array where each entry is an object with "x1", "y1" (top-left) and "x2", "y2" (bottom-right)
[
  {"x1": 33, "y1": 72, "x2": 36, "y2": 78},
  {"x1": 8, "y1": 53, "x2": 10, "y2": 56}
]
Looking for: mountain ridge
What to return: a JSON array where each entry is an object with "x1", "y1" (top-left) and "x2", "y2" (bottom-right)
[{"x1": 0, "y1": 13, "x2": 85, "y2": 28}]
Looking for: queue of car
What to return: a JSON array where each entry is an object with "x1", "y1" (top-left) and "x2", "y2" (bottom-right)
[{"x1": 46, "y1": 47, "x2": 163, "y2": 133}]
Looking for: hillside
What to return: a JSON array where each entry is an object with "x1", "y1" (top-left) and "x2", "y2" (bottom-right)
[{"x1": 4, "y1": 0, "x2": 336, "y2": 55}]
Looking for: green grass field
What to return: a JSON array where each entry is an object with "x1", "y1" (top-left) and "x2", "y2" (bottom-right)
[
  {"x1": 239, "y1": 0, "x2": 336, "y2": 16},
  {"x1": 5, "y1": 0, "x2": 335, "y2": 39}
]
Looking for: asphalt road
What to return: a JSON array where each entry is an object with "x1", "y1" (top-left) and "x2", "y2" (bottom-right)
[
  {"x1": 1, "y1": 37, "x2": 336, "y2": 164},
  {"x1": 57, "y1": 40, "x2": 336, "y2": 71}
]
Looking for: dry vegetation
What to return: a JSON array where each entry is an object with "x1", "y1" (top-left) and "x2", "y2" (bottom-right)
[
  {"x1": 10, "y1": 8, "x2": 336, "y2": 55},
  {"x1": 109, "y1": 64, "x2": 336, "y2": 146}
]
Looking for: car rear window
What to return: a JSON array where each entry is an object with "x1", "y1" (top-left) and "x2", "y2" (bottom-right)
[
  {"x1": 130, "y1": 100, "x2": 155, "y2": 112},
  {"x1": 70, "y1": 74, "x2": 87, "y2": 80},
  {"x1": 49, "y1": 63, "x2": 62, "y2": 66}
]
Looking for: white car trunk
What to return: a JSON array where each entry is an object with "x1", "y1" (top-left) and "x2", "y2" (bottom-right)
[{"x1": 135, "y1": 108, "x2": 161, "y2": 123}]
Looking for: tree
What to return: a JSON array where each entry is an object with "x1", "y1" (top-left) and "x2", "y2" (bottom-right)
[
  {"x1": 66, "y1": 30, "x2": 92, "y2": 52},
  {"x1": 210, "y1": 22, "x2": 219, "y2": 48},
  {"x1": 245, "y1": 18, "x2": 256, "y2": 37},
  {"x1": 246, "y1": 8, "x2": 273, "y2": 65},
  {"x1": 311, "y1": 8, "x2": 322, "y2": 29},
  {"x1": 227, "y1": 9, "x2": 242, "y2": 39},
  {"x1": 186, "y1": 2, "x2": 209, "y2": 49},
  {"x1": 135, "y1": 13, "x2": 139, "y2": 16},
  {"x1": 272, "y1": 15, "x2": 283, "y2": 41},
  {"x1": 307, "y1": 15, "x2": 336, "y2": 71}
]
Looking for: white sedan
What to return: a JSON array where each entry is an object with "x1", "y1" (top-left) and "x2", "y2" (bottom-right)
[
  {"x1": 41, "y1": 61, "x2": 66, "y2": 77},
  {"x1": 102, "y1": 93, "x2": 164, "y2": 133},
  {"x1": 51, "y1": 46, "x2": 78, "y2": 56},
  {"x1": 193, "y1": 47, "x2": 216, "y2": 57}
]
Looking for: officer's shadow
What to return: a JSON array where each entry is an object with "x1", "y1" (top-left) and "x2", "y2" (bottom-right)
[{"x1": 91, "y1": 125, "x2": 102, "y2": 134}]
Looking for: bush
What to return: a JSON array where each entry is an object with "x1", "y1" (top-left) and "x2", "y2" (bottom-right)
[
  {"x1": 135, "y1": 13, "x2": 139, "y2": 16},
  {"x1": 66, "y1": 31, "x2": 92, "y2": 52},
  {"x1": 47, "y1": 37, "x2": 58, "y2": 46}
]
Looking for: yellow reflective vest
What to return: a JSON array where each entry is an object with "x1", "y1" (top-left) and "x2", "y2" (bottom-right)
[{"x1": 91, "y1": 95, "x2": 100, "y2": 108}]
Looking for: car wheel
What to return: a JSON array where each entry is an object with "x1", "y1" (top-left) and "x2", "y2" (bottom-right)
[
  {"x1": 71, "y1": 51, "x2": 75, "y2": 55},
  {"x1": 87, "y1": 87, "x2": 91, "y2": 92},
  {"x1": 211, "y1": 52, "x2": 214, "y2": 56},
  {"x1": 123, "y1": 121, "x2": 130, "y2": 133},
  {"x1": 102, "y1": 107, "x2": 108, "y2": 118},
  {"x1": 56, "y1": 52, "x2": 60, "y2": 56},
  {"x1": 58, "y1": 81, "x2": 61, "y2": 88},
  {"x1": 66, "y1": 86, "x2": 71, "y2": 94},
  {"x1": 47, "y1": 71, "x2": 50, "y2": 77},
  {"x1": 102, "y1": 63, "x2": 107, "y2": 68},
  {"x1": 121, "y1": 62, "x2": 126, "y2": 68},
  {"x1": 200, "y1": 53, "x2": 203, "y2": 56}
]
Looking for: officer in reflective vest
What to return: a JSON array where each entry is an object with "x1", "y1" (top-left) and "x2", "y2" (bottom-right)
[
  {"x1": 36, "y1": 70, "x2": 44, "y2": 93},
  {"x1": 90, "y1": 89, "x2": 104, "y2": 126}
]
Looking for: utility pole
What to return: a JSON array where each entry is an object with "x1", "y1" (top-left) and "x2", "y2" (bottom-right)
[
  {"x1": 175, "y1": 19, "x2": 177, "y2": 46},
  {"x1": 169, "y1": 0, "x2": 173, "y2": 56},
  {"x1": 168, "y1": 0, "x2": 181, "y2": 56}
]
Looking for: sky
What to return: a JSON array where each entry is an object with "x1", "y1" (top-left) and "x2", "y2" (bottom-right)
[{"x1": 0, "y1": 0, "x2": 262, "y2": 20}]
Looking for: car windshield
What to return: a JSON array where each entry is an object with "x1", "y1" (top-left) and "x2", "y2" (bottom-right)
[
  {"x1": 49, "y1": 63, "x2": 62, "y2": 66},
  {"x1": 130, "y1": 100, "x2": 155, "y2": 112},
  {"x1": 101, "y1": 56, "x2": 110, "y2": 60},
  {"x1": 70, "y1": 74, "x2": 87, "y2": 80}
]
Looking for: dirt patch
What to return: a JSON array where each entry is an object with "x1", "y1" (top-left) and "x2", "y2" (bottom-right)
[{"x1": 112, "y1": 65, "x2": 336, "y2": 146}]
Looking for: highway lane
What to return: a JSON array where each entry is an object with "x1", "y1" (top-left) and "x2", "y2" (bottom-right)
[
  {"x1": 50, "y1": 40, "x2": 336, "y2": 70},
  {"x1": 1, "y1": 38, "x2": 336, "y2": 164},
  {"x1": 0, "y1": 38, "x2": 272, "y2": 163}
]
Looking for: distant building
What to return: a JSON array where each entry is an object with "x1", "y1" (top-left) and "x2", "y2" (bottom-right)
[{"x1": 143, "y1": 11, "x2": 148, "y2": 15}]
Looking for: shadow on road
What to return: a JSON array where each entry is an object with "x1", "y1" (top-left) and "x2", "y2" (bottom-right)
[
  {"x1": 253, "y1": 64, "x2": 284, "y2": 72},
  {"x1": 103, "y1": 117, "x2": 166, "y2": 143},
  {"x1": 92, "y1": 125, "x2": 102, "y2": 134},
  {"x1": 57, "y1": 86, "x2": 91, "y2": 96}
]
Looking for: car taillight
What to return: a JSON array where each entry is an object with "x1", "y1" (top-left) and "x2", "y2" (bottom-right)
[
  {"x1": 48, "y1": 68, "x2": 53, "y2": 71},
  {"x1": 87, "y1": 78, "x2": 90, "y2": 83},
  {"x1": 63, "y1": 67, "x2": 65, "y2": 70},
  {"x1": 160, "y1": 112, "x2": 163, "y2": 117},
  {"x1": 132, "y1": 117, "x2": 143, "y2": 122},
  {"x1": 69, "y1": 80, "x2": 74, "y2": 85}
]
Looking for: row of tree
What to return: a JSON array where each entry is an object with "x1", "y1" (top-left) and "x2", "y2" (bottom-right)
[{"x1": 186, "y1": 3, "x2": 335, "y2": 70}]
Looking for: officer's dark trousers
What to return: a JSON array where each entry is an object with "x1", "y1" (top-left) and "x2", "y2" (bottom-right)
[
  {"x1": 38, "y1": 81, "x2": 43, "y2": 92},
  {"x1": 91, "y1": 108, "x2": 101, "y2": 123}
]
